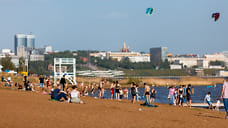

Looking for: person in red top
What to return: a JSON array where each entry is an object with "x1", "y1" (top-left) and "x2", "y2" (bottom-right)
[
  {"x1": 46, "y1": 77, "x2": 50, "y2": 88},
  {"x1": 110, "y1": 81, "x2": 115, "y2": 99}
]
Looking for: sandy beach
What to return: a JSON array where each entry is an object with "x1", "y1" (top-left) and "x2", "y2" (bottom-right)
[{"x1": 0, "y1": 88, "x2": 227, "y2": 128}]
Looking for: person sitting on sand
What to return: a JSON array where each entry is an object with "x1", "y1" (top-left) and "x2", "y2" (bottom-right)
[
  {"x1": 69, "y1": 85, "x2": 84, "y2": 104},
  {"x1": 52, "y1": 84, "x2": 68, "y2": 101}
]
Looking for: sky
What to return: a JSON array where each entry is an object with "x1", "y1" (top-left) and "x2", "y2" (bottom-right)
[{"x1": 0, "y1": 0, "x2": 227, "y2": 55}]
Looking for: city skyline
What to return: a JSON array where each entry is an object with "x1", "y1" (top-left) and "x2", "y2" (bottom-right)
[{"x1": 0, "y1": 0, "x2": 227, "y2": 55}]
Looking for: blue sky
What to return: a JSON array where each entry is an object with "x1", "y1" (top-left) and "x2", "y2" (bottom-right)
[{"x1": 0, "y1": 0, "x2": 227, "y2": 55}]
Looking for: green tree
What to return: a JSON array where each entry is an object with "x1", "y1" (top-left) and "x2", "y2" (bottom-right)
[
  {"x1": 18, "y1": 57, "x2": 27, "y2": 72},
  {"x1": 210, "y1": 60, "x2": 225, "y2": 67},
  {"x1": 0, "y1": 56, "x2": 16, "y2": 70}
]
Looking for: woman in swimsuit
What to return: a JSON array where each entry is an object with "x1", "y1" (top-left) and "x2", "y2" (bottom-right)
[{"x1": 144, "y1": 83, "x2": 150, "y2": 104}]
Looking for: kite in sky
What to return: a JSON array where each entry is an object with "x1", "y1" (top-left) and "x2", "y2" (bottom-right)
[
  {"x1": 146, "y1": 8, "x2": 153, "y2": 15},
  {"x1": 212, "y1": 12, "x2": 220, "y2": 21}
]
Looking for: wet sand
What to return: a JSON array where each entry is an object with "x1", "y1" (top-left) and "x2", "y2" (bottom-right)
[{"x1": 0, "y1": 88, "x2": 227, "y2": 128}]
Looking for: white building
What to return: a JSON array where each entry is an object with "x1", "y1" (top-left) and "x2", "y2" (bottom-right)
[
  {"x1": 44, "y1": 45, "x2": 52, "y2": 54},
  {"x1": 90, "y1": 52, "x2": 106, "y2": 59},
  {"x1": 170, "y1": 64, "x2": 182, "y2": 69},
  {"x1": 128, "y1": 55, "x2": 150, "y2": 63},
  {"x1": 29, "y1": 54, "x2": 45, "y2": 61},
  {"x1": 222, "y1": 51, "x2": 228, "y2": 67},
  {"x1": 204, "y1": 53, "x2": 225, "y2": 62},
  {"x1": 216, "y1": 70, "x2": 228, "y2": 77},
  {"x1": 168, "y1": 57, "x2": 200, "y2": 68}
]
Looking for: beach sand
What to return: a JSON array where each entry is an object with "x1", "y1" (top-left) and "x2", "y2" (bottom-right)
[{"x1": 0, "y1": 88, "x2": 227, "y2": 128}]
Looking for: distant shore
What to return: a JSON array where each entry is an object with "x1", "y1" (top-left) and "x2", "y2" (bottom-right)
[{"x1": 1, "y1": 73, "x2": 225, "y2": 88}]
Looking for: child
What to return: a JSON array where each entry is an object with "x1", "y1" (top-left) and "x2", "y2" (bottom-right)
[
  {"x1": 119, "y1": 88, "x2": 123, "y2": 99},
  {"x1": 204, "y1": 92, "x2": 213, "y2": 109},
  {"x1": 215, "y1": 98, "x2": 220, "y2": 111}
]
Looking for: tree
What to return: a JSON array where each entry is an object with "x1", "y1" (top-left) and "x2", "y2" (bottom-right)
[
  {"x1": 0, "y1": 56, "x2": 16, "y2": 70},
  {"x1": 209, "y1": 60, "x2": 225, "y2": 67},
  {"x1": 18, "y1": 57, "x2": 27, "y2": 72}
]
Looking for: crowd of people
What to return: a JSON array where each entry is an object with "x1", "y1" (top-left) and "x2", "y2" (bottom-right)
[
  {"x1": 1, "y1": 74, "x2": 228, "y2": 119},
  {"x1": 168, "y1": 84, "x2": 194, "y2": 108}
]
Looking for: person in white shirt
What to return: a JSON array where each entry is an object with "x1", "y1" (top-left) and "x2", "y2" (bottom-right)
[
  {"x1": 70, "y1": 85, "x2": 84, "y2": 104},
  {"x1": 215, "y1": 98, "x2": 220, "y2": 111},
  {"x1": 204, "y1": 92, "x2": 213, "y2": 109}
]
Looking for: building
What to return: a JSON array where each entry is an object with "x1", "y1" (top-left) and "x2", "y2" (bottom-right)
[
  {"x1": 168, "y1": 55, "x2": 205, "y2": 68},
  {"x1": 0, "y1": 54, "x2": 19, "y2": 68},
  {"x1": 216, "y1": 70, "x2": 228, "y2": 77},
  {"x1": 26, "y1": 35, "x2": 35, "y2": 48},
  {"x1": 222, "y1": 51, "x2": 228, "y2": 67},
  {"x1": 204, "y1": 53, "x2": 225, "y2": 62},
  {"x1": 44, "y1": 45, "x2": 52, "y2": 54},
  {"x1": 170, "y1": 64, "x2": 182, "y2": 69},
  {"x1": 120, "y1": 40, "x2": 130, "y2": 52},
  {"x1": 16, "y1": 46, "x2": 29, "y2": 59},
  {"x1": 14, "y1": 34, "x2": 35, "y2": 55},
  {"x1": 29, "y1": 54, "x2": 45, "y2": 61},
  {"x1": 128, "y1": 54, "x2": 150, "y2": 63},
  {"x1": 150, "y1": 47, "x2": 168, "y2": 62},
  {"x1": 106, "y1": 52, "x2": 140, "y2": 61}
]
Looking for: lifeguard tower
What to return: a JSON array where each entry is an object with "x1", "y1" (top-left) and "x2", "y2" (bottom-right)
[{"x1": 54, "y1": 58, "x2": 76, "y2": 86}]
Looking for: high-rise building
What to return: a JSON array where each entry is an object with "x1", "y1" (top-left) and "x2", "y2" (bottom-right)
[
  {"x1": 150, "y1": 47, "x2": 168, "y2": 62},
  {"x1": 14, "y1": 34, "x2": 26, "y2": 55},
  {"x1": 14, "y1": 34, "x2": 35, "y2": 55},
  {"x1": 26, "y1": 35, "x2": 35, "y2": 48}
]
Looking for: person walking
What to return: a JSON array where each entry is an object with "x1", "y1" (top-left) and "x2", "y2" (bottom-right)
[
  {"x1": 168, "y1": 86, "x2": 175, "y2": 105},
  {"x1": 39, "y1": 74, "x2": 44, "y2": 88},
  {"x1": 60, "y1": 75, "x2": 66, "y2": 91},
  {"x1": 220, "y1": 78, "x2": 228, "y2": 119}
]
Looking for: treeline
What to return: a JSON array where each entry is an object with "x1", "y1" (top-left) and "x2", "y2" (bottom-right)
[{"x1": 27, "y1": 50, "x2": 171, "y2": 75}]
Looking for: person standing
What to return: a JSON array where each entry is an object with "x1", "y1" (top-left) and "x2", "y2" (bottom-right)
[
  {"x1": 131, "y1": 83, "x2": 137, "y2": 104},
  {"x1": 204, "y1": 92, "x2": 213, "y2": 109},
  {"x1": 60, "y1": 75, "x2": 66, "y2": 91},
  {"x1": 115, "y1": 81, "x2": 121, "y2": 100},
  {"x1": 144, "y1": 83, "x2": 150, "y2": 104},
  {"x1": 220, "y1": 78, "x2": 228, "y2": 119},
  {"x1": 39, "y1": 74, "x2": 44, "y2": 88},
  {"x1": 110, "y1": 81, "x2": 115, "y2": 99},
  {"x1": 186, "y1": 84, "x2": 194, "y2": 108},
  {"x1": 178, "y1": 85, "x2": 184, "y2": 107},
  {"x1": 150, "y1": 88, "x2": 156, "y2": 103},
  {"x1": 168, "y1": 86, "x2": 175, "y2": 105}
]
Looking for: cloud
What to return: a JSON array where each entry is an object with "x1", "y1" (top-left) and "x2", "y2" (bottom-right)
[{"x1": 105, "y1": 12, "x2": 128, "y2": 20}]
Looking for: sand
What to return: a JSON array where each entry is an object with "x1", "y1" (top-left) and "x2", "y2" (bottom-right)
[{"x1": 0, "y1": 88, "x2": 227, "y2": 128}]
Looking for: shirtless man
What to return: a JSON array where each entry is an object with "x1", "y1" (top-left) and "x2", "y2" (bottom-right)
[{"x1": 144, "y1": 83, "x2": 150, "y2": 104}]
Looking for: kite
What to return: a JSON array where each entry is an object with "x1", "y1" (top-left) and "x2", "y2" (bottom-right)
[
  {"x1": 212, "y1": 12, "x2": 220, "y2": 21},
  {"x1": 146, "y1": 8, "x2": 153, "y2": 15}
]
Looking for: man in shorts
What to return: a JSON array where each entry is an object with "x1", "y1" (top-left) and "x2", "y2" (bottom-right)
[{"x1": 186, "y1": 84, "x2": 193, "y2": 108}]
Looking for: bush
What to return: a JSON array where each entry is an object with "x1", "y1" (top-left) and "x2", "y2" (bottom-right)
[{"x1": 128, "y1": 77, "x2": 140, "y2": 84}]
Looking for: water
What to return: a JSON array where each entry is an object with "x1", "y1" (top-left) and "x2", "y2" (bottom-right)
[{"x1": 88, "y1": 84, "x2": 223, "y2": 104}]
